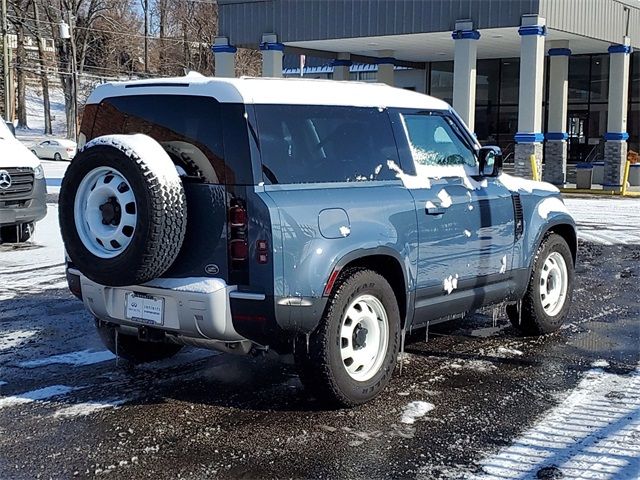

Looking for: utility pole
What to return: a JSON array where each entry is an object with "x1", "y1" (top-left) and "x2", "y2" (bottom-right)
[
  {"x1": 1, "y1": 0, "x2": 11, "y2": 120},
  {"x1": 67, "y1": 10, "x2": 78, "y2": 142},
  {"x1": 143, "y1": 0, "x2": 148, "y2": 73}
]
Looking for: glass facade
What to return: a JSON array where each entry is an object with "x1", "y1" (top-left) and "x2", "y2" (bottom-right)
[{"x1": 427, "y1": 52, "x2": 640, "y2": 162}]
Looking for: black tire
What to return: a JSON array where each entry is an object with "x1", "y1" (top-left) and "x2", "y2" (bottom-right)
[
  {"x1": 295, "y1": 269, "x2": 401, "y2": 407},
  {"x1": 508, "y1": 233, "x2": 574, "y2": 335},
  {"x1": 96, "y1": 321, "x2": 183, "y2": 364},
  {"x1": 54, "y1": 152, "x2": 62, "y2": 161},
  {"x1": 0, "y1": 222, "x2": 34, "y2": 243},
  {"x1": 59, "y1": 135, "x2": 187, "y2": 286}
]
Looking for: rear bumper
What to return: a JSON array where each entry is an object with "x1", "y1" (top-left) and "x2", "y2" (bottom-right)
[
  {"x1": 74, "y1": 270, "x2": 248, "y2": 343},
  {"x1": 0, "y1": 178, "x2": 47, "y2": 226}
]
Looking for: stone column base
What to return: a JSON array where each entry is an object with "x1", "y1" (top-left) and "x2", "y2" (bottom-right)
[
  {"x1": 603, "y1": 140, "x2": 628, "y2": 191},
  {"x1": 542, "y1": 140, "x2": 567, "y2": 185},
  {"x1": 514, "y1": 142, "x2": 544, "y2": 179}
]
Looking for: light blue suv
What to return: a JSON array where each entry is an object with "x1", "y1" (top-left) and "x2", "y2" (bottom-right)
[{"x1": 61, "y1": 76, "x2": 576, "y2": 406}]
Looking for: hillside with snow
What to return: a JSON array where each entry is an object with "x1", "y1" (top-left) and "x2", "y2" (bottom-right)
[{"x1": 17, "y1": 84, "x2": 68, "y2": 137}]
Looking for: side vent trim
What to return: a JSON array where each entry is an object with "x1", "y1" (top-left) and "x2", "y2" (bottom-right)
[{"x1": 511, "y1": 193, "x2": 524, "y2": 241}]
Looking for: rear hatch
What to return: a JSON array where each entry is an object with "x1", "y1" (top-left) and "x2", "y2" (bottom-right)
[{"x1": 81, "y1": 93, "x2": 255, "y2": 284}]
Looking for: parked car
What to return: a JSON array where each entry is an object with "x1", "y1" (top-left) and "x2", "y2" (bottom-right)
[
  {"x1": 60, "y1": 77, "x2": 576, "y2": 406},
  {"x1": 31, "y1": 138, "x2": 77, "y2": 161},
  {"x1": 0, "y1": 119, "x2": 47, "y2": 243}
]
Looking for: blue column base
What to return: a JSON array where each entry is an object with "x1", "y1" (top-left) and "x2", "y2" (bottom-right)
[{"x1": 515, "y1": 133, "x2": 545, "y2": 143}]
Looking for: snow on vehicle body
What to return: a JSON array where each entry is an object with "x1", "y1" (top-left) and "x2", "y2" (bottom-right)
[
  {"x1": 62, "y1": 76, "x2": 577, "y2": 405},
  {"x1": 0, "y1": 120, "x2": 47, "y2": 243}
]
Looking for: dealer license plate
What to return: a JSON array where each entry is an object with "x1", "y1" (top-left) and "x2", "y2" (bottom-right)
[{"x1": 125, "y1": 292, "x2": 164, "y2": 326}]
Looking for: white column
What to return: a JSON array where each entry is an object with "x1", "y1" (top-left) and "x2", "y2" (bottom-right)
[
  {"x1": 376, "y1": 50, "x2": 395, "y2": 86},
  {"x1": 514, "y1": 15, "x2": 546, "y2": 179},
  {"x1": 452, "y1": 20, "x2": 479, "y2": 132},
  {"x1": 332, "y1": 53, "x2": 351, "y2": 81},
  {"x1": 260, "y1": 34, "x2": 284, "y2": 78},
  {"x1": 603, "y1": 37, "x2": 632, "y2": 190},
  {"x1": 544, "y1": 41, "x2": 571, "y2": 185},
  {"x1": 212, "y1": 37, "x2": 236, "y2": 78}
]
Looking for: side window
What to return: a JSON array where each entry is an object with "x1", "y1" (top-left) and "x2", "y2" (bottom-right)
[
  {"x1": 255, "y1": 105, "x2": 400, "y2": 184},
  {"x1": 91, "y1": 95, "x2": 252, "y2": 185},
  {"x1": 400, "y1": 113, "x2": 476, "y2": 169}
]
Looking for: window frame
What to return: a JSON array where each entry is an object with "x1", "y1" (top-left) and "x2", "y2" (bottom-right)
[
  {"x1": 389, "y1": 108, "x2": 479, "y2": 178},
  {"x1": 253, "y1": 103, "x2": 405, "y2": 186}
]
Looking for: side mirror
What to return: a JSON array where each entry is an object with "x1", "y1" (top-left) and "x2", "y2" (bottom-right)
[
  {"x1": 478, "y1": 146, "x2": 503, "y2": 177},
  {"x1": 5, "y1": 122, "x2": 15, "y2": 137}
]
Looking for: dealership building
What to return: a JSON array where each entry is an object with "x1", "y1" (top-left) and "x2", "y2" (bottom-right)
[{"x1": 214, "y1": 0, "x2": 640, "y2": 188}]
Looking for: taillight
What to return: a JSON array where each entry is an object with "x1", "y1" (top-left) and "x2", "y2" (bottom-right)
[
  {"x1": 256, "y1": 239, "x2": 268, "y2": 264},
  {"x1": 228, "y1": 201, "x2": 248, "y2": 264},
  {"x1": 230, "y1": 239, "x2": 248, "y2": 261},
  {"x1": 229, "y1": 206, "x2": 247, "y2": 226}
]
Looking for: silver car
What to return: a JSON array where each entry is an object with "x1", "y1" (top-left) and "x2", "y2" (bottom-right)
[{"x1": 31, "y1": 139, "x2": 77, "y2": 161}]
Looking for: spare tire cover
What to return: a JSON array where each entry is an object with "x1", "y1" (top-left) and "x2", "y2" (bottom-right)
[{"x1": 59, "y1": 134, "x2": 187, "y2": 286}]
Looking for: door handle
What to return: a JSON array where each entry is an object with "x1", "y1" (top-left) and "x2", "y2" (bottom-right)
[{"x1": 425, "y1": 206, "x2": 447, "y2": 215}]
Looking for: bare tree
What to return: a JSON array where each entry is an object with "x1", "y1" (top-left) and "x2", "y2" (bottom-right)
[
  {"x1": 31, "y1": 0, "x2": 51, "y2": 134},
  {"x1": 8, "y1": 0, "x2": 30, "y2": 128}
]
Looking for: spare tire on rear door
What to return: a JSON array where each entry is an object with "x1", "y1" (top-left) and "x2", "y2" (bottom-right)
[{"x1": 59, "y1": 134, "x2": 187, "y2": 287}]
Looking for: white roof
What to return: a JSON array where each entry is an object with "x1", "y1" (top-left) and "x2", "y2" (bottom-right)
[{"x1": 87, "y1": 75, "x2": 450, "y2": 111}]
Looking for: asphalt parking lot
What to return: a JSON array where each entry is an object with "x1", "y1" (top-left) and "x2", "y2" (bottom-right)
[{"x1": 0, "y1": 198, "x2": 639, "y2": 479}]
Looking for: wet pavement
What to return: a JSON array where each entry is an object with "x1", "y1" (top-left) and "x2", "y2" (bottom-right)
[{"x1": 0, "y1": 240, "x2": 638, "y2": 479}]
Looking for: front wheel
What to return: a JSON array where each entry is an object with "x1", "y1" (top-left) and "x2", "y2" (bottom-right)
[
  {"x1": 96, "y1": 321, "x2": 183, "y2": 364},
  {"x1": 295, "y1": 269, "x2": 400, "y2": 407},
  {"x1": 507, "y1": 233, "x2": 574, "y2": 335}
]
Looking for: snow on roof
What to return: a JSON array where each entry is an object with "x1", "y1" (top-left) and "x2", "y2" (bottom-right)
[{"x1": 87, "y1": 75, "x2": 450, "y2": 111}]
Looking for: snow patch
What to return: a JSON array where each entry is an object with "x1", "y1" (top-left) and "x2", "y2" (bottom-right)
[
  {"x1": 387, "y1": 160, "x2": 431, "y2": 189},
  {"x1": 464, "y1": 229, "x2": 472, "y2": 237},
  {"x1": 0, "y1": 385, "x2": 75, "y2": 409},
  {"x1": 54, "y1": 399, "x2": 126, "y2": 418},
  {"x1": 19, "y1": 349, "x2": 115, "y2": 368},
  {"x1": 591, "y1": 359, "x2": 610, "y2": 368},
  {"x1": 497, "y1": 347, "x2": 523, "y2": 356},
  {"x1": 400, "y1": 401, "x2": 435, "y2": 424},
  {"x1": 449, "y1": 359, "x2": 497, "y2": 372},
  {"x1": 437, "y1": 189, "x2": 452, "y2": 208},
  {"x1": 339, "y1": 225, "x2": 351, "y2": 237},
  {"x1": 443, "y1": 274, "x2": 459, "y2": 294},
  {"x1": 144, "y1": 277, "x2": 226, "y2": 294},
  {"x1": 0, "y1": 330, "x2": 38, "y2": 351},
  {"x1": 82, "y1": 134, "x2": 181, "y2": 183},
  {"x1": 537, "y1": 196, "x2": 570, "y2": 219},
  {"x1": 497, "y1": 173, "x2": 560, "y2": 194},
  {"x1": 472, "y1": 365, "x2": 640, "y2": 480}
]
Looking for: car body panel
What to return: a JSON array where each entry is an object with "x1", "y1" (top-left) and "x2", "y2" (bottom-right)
[{"x1": 68, "y1": 76, "x2": 577, "y2": 351}]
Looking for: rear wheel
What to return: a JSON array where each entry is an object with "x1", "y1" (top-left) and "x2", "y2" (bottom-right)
[
  {"x1": 96, "y1": 321, "x2": 183, "y2": 364},
  {"x1": 295, "y1": 269, "x2": 400, "y2": 407},
  {"x1": 508, "y1": 233, "x2": 574, "y2": 335}
]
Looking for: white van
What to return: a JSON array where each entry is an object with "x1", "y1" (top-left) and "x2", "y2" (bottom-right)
[{"x1": 0, "y1": 121, "x2": 47, "y2": 242}]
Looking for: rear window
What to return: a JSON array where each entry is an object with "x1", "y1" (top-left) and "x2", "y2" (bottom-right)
[
  {"x1": 254, "y1": 105, "x2": 400, "y2": 184},
  {"x1": 90, "y1": 95, "x2": 252, "y2": 185}
]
